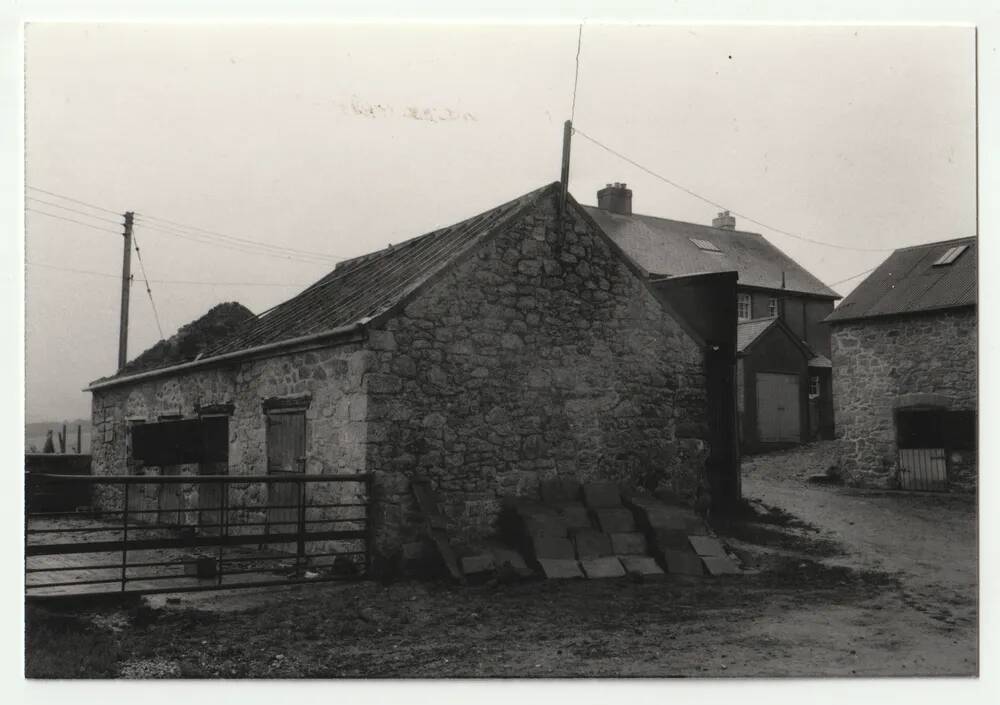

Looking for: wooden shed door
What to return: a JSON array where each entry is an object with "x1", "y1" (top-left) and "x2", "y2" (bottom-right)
[
  {"x1": 266, "y1": 412, "x2": 306, "y2": 535},
  {"x1": 756, "y1": 373, "x2": 801, "y2": 443},
  {"x1": 198, "y1": 416, "x2": 230, "y2": 535}
]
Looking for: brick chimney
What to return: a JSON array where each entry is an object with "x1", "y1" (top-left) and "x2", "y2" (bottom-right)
[
  {"x1": 712, "y1": 210, "x2": 736, "y2": 230},
  {"x1": 597, "y1": 182, "x2": 632, "y2": 215}
]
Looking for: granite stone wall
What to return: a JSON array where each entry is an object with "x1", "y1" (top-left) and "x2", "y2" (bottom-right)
[
  {"x1": 90, "y1": 344, "x2": 369, "y2": 521},
  {"x1": 89, "y1": 195, "x2": 714, "y2": 563},
  {"x1": 830, "y1": 307, "x2": 977, "y2": 489},
  {"x1": 363, "y1": 195, "x2": 710, "y2": 555}
]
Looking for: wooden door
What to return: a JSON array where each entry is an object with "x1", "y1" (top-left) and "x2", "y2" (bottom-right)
[
  {"x1": 266, "y1": 412, "x2": 306, "y2": 536},
  {"x1": 157, "y1": 465, "x2": 183, "y2": 525},
  {"x1": 197, "y1": 417, "x2": 230, "y2": 535},
  {"x1": 198, "y1": 461, "x2": 227, "y2": 535},
  {"x1": 756, "y1": 373, "x2": 801, "y2": 443},
  {"x1": 898, "y1": 449, "x2": 948, "y2": 491}
]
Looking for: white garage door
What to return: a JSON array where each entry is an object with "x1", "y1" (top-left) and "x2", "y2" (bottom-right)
[{"x1": 756, "y1": 373, "x2": 801, "y2": 443}]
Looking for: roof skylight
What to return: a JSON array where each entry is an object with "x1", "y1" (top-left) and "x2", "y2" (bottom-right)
[
  {"x1": 689, "y1": 238, "x2": 722, "y2": 253},
  {"x1": 932, "y1": 244, "x2": 969, "y2": 266}
]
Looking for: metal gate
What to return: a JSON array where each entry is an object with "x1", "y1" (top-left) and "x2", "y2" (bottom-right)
[
  {"x1": 756, "y1": 372, "x2": 801, "y2": 443},
  {"x1": 896, "y1": 409, "x2": 950, "y2": 491},
  {"x1": 25, "y1": 472, "x2": 372, "y2": 600},
  {"x1": 897, "y1": 449, "x2": 948, "y2": 491}
]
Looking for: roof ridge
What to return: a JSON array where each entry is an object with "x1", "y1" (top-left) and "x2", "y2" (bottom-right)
[
  {"x1": 892, "y1": 235, "x2": 977, "y2": 253},
  {"x1": 198, "y1": 182, "x2": 558, "y2": 358},
  {"x1": 588, "y1": 206, "x2": 764, "y2": 238},
  {"x1": 330, "y1": 184, "x2": 558, "y2": 272}
]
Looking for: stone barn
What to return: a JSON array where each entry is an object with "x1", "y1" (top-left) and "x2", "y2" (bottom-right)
[
  {"x1": 826, "y1": 237, "x2": 977, "y2": 492},
  {"x1": 87, "y1": 183, "x2": 719, "y2": 566}
]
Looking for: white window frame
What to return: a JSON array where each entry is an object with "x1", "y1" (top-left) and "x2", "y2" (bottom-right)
[
  {"x1": 768, "y1": 296, "x2": 779, "y2": 319},
  {"x1": 809, "y1": 375, "x2": 821, "y2": 399},
  {"x1": 737, "y1": 293, "x2": 752, "y2": 321}
]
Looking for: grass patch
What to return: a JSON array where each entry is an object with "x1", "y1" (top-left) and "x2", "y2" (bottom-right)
[{"x1": 25, "y1": 606, "x2": 121, "y2": 678}]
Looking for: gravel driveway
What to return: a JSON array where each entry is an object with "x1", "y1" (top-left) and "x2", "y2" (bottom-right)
[{"x1": 739, "y1": 442, "x2": 978, "y2": 675}]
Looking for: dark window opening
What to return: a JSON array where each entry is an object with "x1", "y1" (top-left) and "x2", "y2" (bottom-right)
[
  {"x1": 897, "y1": 408, "x2": 975, "y2": 451},
  {"x1": 944, "y1": 410, "x2": 976, "y2": 451},
  {"x1": 131, "y1": 417, "x2": 229, "y2": 466},
  {"x1": 897, "y1": 410, "x2": 945, "y2": 449}
]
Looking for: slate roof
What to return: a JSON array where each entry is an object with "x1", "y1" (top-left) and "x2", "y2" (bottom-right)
[
  {"x1": 204, "y1": 183, "x2": 554, "y2": 356},
  {"x1": 737, "y1": 317, "x2": 778, "y2": 352},
  {"x1": 824, "y1": 237, "x2": 977, "y2": 323},
  {"x1": 583, "y1": 207, "x2": 839, "y2": 299},
  {"x1": 808, "y1": 354, "x2": 832, "y2": 369}
]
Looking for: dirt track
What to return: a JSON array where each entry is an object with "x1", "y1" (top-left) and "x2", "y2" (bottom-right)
[{"x1": 26, "y1": 443, "x2": 978, "y2": 678}]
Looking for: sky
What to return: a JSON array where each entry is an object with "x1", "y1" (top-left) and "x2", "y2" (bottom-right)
[{"x1": 23, "y1": 23, "x2": 976, "y2": 422}]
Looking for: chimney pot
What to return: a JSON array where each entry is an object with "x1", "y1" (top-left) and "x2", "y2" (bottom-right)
[
  {"x1": 597, "y1": 182, "x2": 633, "y2": 216},
  {"x1": 712, "y1": 210, "x2": 736, "y2": 230}
]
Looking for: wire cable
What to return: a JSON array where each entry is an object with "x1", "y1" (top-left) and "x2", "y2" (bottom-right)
[
  {"x1": 570, "y1": 24, "x2": 583, "y2": 123},
  {"x1": 26, "y1": 196, "x2": 125, "y2": 226},
  {"x1": 26, "y1": 207, "x2": 124, "y2": 235},
  {"x1": 573, "y1": 127, "x2": 896, "y2": 254},
  {"x1": 28, "y1": 184, "x2": 346, "y2": 264},
  {"x1": 131, "y1": 234, "x2": 166, "y2": 340},
  {"x1": 134, "y1": 212, "x2": 345, "y2": 262},
  {"x1": 827, "y1": 267, "x2": 878, "y2": 289},
  {"x1": 26, "y1": 186, "x2": 124, "y2": 216},
  {"x1": 26, "y1": 260, "x2": 306, "y2": 287},
  {"x1": 133, "y1": 219, "x2": 337, "y2": 265}
]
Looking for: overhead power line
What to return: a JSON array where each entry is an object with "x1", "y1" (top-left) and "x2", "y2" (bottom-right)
[
  {"x1": 26, "y1": 196, "x2": 125, "y2": 226},
  {"x1": 26, "y1": 185, "x2": 124, "y2": 216},
  {"x1": 131, "y1": 233, "x2": 166, "y2": 341},
  {"x1": 27, "y1": 184, "x2": 347, "y2": 265},
  {"x1": 827, "y1": 267, "x2": 878, "y2": 289},
  {"x1": 26, "y1": 207, "x2": 124, "y2": 235},
  {"x1": 134, "y1": 212, "x2": 345, "y2": 263},
  {"x1": 26, "y1": 260, "x2": 306, "y2": 287},
  {"x1": 133, "y1": 218, "x2": 339, "y2": 265},
  {"x1": 570, "y1": 24, "x2": 583, "y2": 123},
  {"x1": 573, "y1": 127, "x2": 896, "y2": 254}
]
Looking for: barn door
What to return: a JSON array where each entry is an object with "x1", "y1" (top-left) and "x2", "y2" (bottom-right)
[
  {"x1": 896, "y1": 410, "x2": 948, "y2": 491},
  {"x1": 756, "y1": 373, "x2": 801, "y2": 443},
  {"x1": 897, "y1": 449, "x2": 948, "y2": 491},
  {"x1": 198, "y1": 416, "x2": 230, "y2": 535},
  {"x1": 266, "y1": 411, "x2": 306, "y2": 536}
]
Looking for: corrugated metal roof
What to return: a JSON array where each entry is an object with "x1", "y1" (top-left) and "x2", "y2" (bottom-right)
[
  {"x1": 583, "y1": 207, "x2": 839, "y2": 299},
  {"x1": 205, "y1": 183, "x2": 555, "y2": 357},
  {"x1": 825, "y1": 237, "x2": 977, "y2": 323},
  {"x1": 737, "y1": 318, "x2": 778, "y2": 352}
]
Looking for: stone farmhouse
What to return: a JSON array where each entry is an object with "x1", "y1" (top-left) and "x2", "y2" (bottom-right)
[
  {"x1": 826, "y1": 237, "x2": 977, "y2": 492},
  {"x1": 88, "y1": 183, "x2": 731, "y2": 564},
  {"x1": 586, "y1": 183, "x2": 839, "y2": 452}
]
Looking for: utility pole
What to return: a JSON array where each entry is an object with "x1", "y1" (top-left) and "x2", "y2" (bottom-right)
[
  {"x1": 559, "y1": 120, "x2": 573, "y2": 214},
  {"x1": 117, "y1": 211, "x2": 134, "y2": 371}
]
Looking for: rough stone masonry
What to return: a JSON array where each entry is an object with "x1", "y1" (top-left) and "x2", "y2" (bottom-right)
[
  {"x1": 831, "y1": 307, "x2": 976, "y2": 491},
  {"x1": 363, "y1": 194, "x2": 709, "y2": 557},
  {"x1": 90, "y1": 190, "x2": 711, "y2": 567}
]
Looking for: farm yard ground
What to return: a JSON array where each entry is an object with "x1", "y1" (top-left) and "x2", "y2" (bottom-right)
[{"x1": 25, "y1": 443, "x2": 977, "y2": 678}]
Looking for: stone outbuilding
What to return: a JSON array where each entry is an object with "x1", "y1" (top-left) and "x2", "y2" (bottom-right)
[
  {"x1": 825, "y1": 237, "x2": 977, "y2": 491},
  {"x1": 87, "y1": 183, "x2": 721, "y2": 565}
]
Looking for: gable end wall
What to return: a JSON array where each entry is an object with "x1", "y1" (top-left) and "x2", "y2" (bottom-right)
[
  {"x1": 363, "y1": 194, "x2": 710, "y2": 555},
  {"x1": 830, "y1": 307, "x2": 976, "y2": 490}
]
